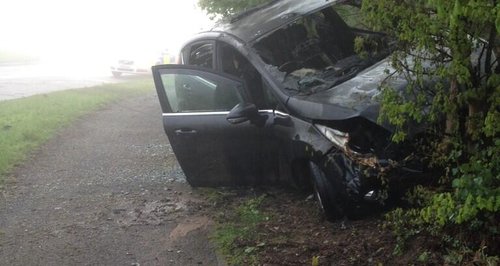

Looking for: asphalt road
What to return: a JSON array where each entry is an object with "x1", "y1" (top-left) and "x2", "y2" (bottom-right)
[
  {"x1": 0, "y1": 92, "x2": 222, "y2": 265},
  {"x1": 0, "y1": 62, "x2": 123, "y2": 101}
]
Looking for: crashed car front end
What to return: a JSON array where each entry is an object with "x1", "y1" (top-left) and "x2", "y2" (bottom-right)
[
  {"x1": 249, "y1": 1, "x2": 435, "y2": 215},
  {"x1": 314, "y1": 118, "x2": 432, "y2": 204}
]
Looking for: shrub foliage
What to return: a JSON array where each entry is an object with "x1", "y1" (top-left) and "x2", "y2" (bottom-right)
[{"x1": 362, "y1": 0, "x2": 499, "y2": 259}]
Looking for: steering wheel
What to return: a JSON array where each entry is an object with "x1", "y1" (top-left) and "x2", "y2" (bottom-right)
[
  {"x1": 278, "y1": 60, "x2": 300, "y2": 73},
  {"x1": 291, "y1": 38, "x2": 335, "y2": 69},
  {"x1": 292, "y1": 38, "x2": 321, "y2": 59}
]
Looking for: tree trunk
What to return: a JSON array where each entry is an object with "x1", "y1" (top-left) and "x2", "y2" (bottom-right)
[{"x1": 445, "y1": 79, "x2": 459, "y2": 137}]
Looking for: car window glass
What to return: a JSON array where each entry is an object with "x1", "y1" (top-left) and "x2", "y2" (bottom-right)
[
  {"x1": 253, "y1": 3, "x2": 390, "y2": 95},
  {"x1": 160, "y1": 72, "x2": 243, "y2": 112},
  {"x1": 188, "y1": 42, "x2": 214, "y2": 68},
  {"x1": 254, "y1": 7, "x2": 355, "y2": 71},
  {"x1": 219, "y1": 42, "x2": 276, "y2": 109}
]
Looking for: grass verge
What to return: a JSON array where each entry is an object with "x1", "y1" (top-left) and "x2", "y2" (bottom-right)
[
  {"x1": 212, "y1": 193, "x2": 268, "y2": 265},
  {"x1": 0, "y1": 78, "x2": 153, "y2": 184}
]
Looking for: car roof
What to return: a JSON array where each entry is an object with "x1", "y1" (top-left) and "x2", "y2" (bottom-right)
[{"x1": 211, "y1": 0, "x2": 340, "y2": 44}]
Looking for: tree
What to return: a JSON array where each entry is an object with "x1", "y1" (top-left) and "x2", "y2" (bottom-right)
[
  {"x1": 361, "y1": 0, "x2": 499, "y2": 259},
  {"x1": 198, "y1": 0, "x2": 272, "y2": 19}
]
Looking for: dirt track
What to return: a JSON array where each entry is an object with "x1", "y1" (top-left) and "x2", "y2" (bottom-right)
[{"x1": 0, "y1": 92, "x2": 222, "y2": 265}]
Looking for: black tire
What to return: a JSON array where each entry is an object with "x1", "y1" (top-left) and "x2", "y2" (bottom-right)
[
  {"x1": 112, "y1": 71, "x2": 122, "y2": 78},
  {"x1": 309, "y1": 161, "x2": 345, "y2": 221}
]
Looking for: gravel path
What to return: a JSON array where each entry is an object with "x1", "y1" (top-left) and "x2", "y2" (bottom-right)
[{"x1": 0, "y1": 92, "x2": 222, "y2": 265}]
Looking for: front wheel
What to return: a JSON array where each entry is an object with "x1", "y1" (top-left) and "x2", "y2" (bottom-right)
[{"x1": 309, "y1": 161, "x2": 345, "y2": 221}]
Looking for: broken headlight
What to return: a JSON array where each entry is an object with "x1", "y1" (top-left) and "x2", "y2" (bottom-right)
[{"x1": 315, "y1": 124, "x2": 349, "y2": 150}]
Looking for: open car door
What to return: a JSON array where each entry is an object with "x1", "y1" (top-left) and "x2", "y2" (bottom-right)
[{"x1": 152, "y1": 65, "x2": 266, "y2": 186}]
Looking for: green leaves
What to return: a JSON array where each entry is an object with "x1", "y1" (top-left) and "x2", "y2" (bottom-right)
[
  {"x1": 213, "y1": 195, "x2": 267, "y2": 265},
  {"x1": 364, "y1": 0, "x2": 499, "y2": 258}
]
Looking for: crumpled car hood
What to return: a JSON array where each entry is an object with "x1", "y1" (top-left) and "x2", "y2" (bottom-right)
[{"x1": 286, "y1": 57, "x2": 406, "y2": 129}]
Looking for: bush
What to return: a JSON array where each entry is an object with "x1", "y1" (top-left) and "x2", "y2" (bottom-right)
[{"x1": 361, "y1": 0, "x2": 500, "y2": 261}]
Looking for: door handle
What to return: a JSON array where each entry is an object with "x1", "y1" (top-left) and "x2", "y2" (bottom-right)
[{"x1": 174, "y1": 129, "x2": 197, "y2": 136}]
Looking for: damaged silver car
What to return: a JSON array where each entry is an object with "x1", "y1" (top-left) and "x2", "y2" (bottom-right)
[{"x1": 152, "y1": 0, "x2": 432, "y2": 220}]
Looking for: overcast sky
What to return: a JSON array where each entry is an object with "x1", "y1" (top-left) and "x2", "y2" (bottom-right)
[{"x1": 0, "y1": 0, "x2": 212, "y2": 63}]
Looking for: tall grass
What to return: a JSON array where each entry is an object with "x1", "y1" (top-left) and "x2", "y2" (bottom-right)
[{"x1": 0, "y1": 78, "x2": 153, "y2": 183}]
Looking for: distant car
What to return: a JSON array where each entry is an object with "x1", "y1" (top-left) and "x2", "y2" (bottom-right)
[
  {"x1": 152, "y1": 0, "x2": 433, "y2": 220},
  {"x1": 110, "y1": 57, "x2": 156, "y2": 77}
]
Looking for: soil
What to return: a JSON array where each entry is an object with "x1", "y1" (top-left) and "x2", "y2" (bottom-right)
[
  {"x1": 255, "y1": 191, "x2": 408, "y2": 266},
  {"x1": 0, "y1": 93, "x2": 223, "y2": 265},
  {"x1": 206, "y1": 189, "x2": 446, "y2": 266}
]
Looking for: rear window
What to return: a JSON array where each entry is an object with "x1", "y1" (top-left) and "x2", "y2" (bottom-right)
[{"x1": 188, "y1": 42, "x2": 214, "y2": 69}]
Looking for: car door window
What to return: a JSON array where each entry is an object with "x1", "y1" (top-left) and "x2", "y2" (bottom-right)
[{"x1": 158, "y1": 68, "x2": 244, "y2": 113}]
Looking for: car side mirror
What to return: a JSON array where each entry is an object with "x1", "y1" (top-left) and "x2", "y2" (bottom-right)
[{"x1": 226, "y1": 103, "x2": 259, "y2": 124}]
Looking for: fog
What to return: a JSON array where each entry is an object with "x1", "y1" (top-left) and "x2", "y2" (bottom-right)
[{"x1": 0, "y1": 0, "x2": 212, "y2": 73}]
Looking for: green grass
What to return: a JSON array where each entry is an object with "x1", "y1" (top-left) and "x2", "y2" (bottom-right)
[
  {"x1": 212, "y1": 195, "x2": 268, "y2": 265},
  {"x1": 0, "y1": 78, "x2": 154, "y2": 184}
]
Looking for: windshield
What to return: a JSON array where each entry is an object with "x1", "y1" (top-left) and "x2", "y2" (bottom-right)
[{"x1": 254, "y1": 3, "x2": 391, "y2": 95}]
